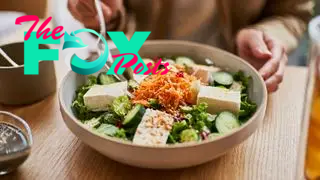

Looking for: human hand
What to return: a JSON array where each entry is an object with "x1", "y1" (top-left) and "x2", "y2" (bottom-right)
[
  {"x1": 236, "y1": 28, "x2": 288, "y2": 93},
  {"x1": 67, "y1": 0, "x2": 123, "y2": 30}
]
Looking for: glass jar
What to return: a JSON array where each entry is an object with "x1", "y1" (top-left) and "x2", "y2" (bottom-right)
[
  {"x1": 304, "y1": 16, "x2": 320, "y2": 180},
  {"x1": 0, "y1": 111, "x2": 32, "y2": 175}
]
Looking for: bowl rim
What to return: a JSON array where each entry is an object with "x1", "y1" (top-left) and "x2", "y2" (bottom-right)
[{"x1": 59, "y1": 40, "x2": 268, "y2": 149}]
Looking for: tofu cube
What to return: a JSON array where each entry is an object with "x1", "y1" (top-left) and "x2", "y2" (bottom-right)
[
  {"x1": 197, "y1": 86, "x2": 241, "y2": 114},
  {"x1": 83, "y1": 81, "x2": 127, "y2": 111},
  {"x1": 133, "y1": 109, "x2": 174, "y2": 146},
  {"x1": 190, "y1": 65, "x2": 221, "y2": 85}
]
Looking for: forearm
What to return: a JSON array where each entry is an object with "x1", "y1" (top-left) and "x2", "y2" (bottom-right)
[
  {"x1": 251, "y1": 16, "x2": 308, "y2": 53},
  {"x1": 247, "y1": 0, "x2": 314, "y2": 53}
]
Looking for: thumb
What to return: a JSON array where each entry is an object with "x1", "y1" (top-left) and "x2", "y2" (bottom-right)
[{"x1": 248, "y1": 32, "x2": 272, "y2": 60}]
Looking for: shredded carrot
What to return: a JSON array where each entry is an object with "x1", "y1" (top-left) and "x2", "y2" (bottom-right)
[{"x1": 132, "y1": 67, "x2": 197, "y2": 114}]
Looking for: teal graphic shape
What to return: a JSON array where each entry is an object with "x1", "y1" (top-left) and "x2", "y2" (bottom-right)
[{"x1": 63, "y1": 28, "x2": 109, "y2": 75}]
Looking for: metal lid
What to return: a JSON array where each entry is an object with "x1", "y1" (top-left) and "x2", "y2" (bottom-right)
[{"x1": 309, "y1": 16, "x2": 320, "y2": 44}]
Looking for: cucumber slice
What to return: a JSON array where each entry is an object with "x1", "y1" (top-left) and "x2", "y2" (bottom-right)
[
  {"x1": 212, "y1": 72, "x2": 234, "y2": 87},
  {"x1": 123, "y1": 104, "x2": 146, "y2": 127},
  {"x1": 180, "y1": 129, "x2": 199, "y2": 143},
  {"x1": 98, "y1": 72, "x2": 119, "y2": 85},
  {"x1": 215, "y1": 111, "x2": 240, "y2": 134},
  {"x1": 112, "y1": 96, "x2": 132, "y2": 117},
  {"x1": 176, "y1": 57, "x2": 195, "y2": 66}
]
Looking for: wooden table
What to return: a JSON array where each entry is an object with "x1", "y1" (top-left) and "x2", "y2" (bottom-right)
[{"x1": 0, "y1": 62, "x2": 310, "y2": 179}]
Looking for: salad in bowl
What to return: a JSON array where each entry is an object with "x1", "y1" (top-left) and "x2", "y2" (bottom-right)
[{"x1": 71, "y1": 56, "x2": 257, "y2": 146}]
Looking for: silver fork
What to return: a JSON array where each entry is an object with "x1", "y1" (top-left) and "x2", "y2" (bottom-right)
[
  {"x1": 94, "y1": 0, "x2": 135, "y2": 98},
  {"x1": 94, "y1": 0, "x2": 127, "y2": 82}
]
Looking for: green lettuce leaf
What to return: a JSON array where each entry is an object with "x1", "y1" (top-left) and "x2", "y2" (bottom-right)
[
  {"x1": 95, "y1": 124, "x2": 119, "y2": 136},
  {"x1": 83, "y1": 117, "x2": 102, "y2": 129},
  {"x1": 233, "y1": 71, "x2": 257, "y2": 122}
]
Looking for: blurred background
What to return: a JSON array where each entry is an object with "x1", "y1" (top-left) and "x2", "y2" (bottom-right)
[{"x1": 0, "y1": 0, "x2": 319, "y2": 66}]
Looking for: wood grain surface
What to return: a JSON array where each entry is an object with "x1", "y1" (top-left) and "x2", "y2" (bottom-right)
[{"x1": 0, "y1": 64, "x2": 309, "y2": 180}]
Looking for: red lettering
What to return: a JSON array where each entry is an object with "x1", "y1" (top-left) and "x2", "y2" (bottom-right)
[
  {"x1": 151, "y1": 58, "x2": 165, "y2": 75},
  {"x1": 112, "y1": 53, "x2": 138, "y2": 74},
  {"x1": 109, "y1": 54, "x2": 172, "y2": 75},
  {"x1": 152, "y1": 58, "x2": 161, "y2": 74},
  {"x1": 133, "y1": 63, "x2": 144, "y2": 74},
  {"x1": 15, "y1": 15, "x2": 65, "y2": 40},
  {"x1": 143, "y1": 62, "x2": 153, "y2": 75},
  {"x1": 114, "y1": 57, "x2": 125, "y2": 74},
  {"x1": 36, "y1": 17, "x2": 52, "y2": 39},
  {"x1": 52, "y1": 26, "x2": 64, "y2": 39},
  {"x1": 160, "y1": 62, "x2": 172, "y2": 75},
  {"x1": 15, "y1": 15, "x2": 39, "y2": 41}
]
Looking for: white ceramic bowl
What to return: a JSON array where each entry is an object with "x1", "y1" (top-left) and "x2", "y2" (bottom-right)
[{"x1": 59, "y1": 40, "x2": 267, "y2": 169}]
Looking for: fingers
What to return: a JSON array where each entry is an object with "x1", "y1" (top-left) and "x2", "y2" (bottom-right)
[
  {"x1": 257, "y1": 33, "x2": 287, "y2": 93},
  {"x1": 68, "y1": 0, "x2": 113, "y2": 29},
  {"x1": 265, "y1": 54, "x2": 287, "y2": 93},
  {"x1": 68, "y1": 0, "x2": 83, "y2": 21},
  {"x1": 76, "y1": 0, "x2": 96, "y2": 17},
  {"x1": 236, "y1": 29, "x2": 287, "y2": 93},
  {"x1": 258, "y1": 41, "x2": 283, "y2": 80},
  {"x1": 80, "y1": 2, "x2": 113, "y2": 29},
  {"x1": 246, "y1": 30, "x2": 272, "y2": 60}
]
